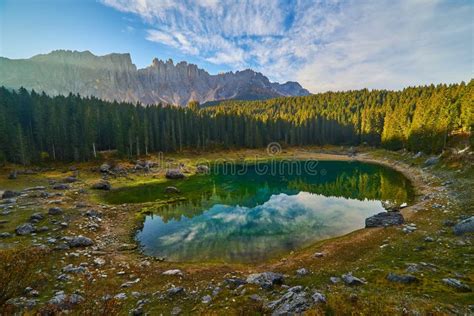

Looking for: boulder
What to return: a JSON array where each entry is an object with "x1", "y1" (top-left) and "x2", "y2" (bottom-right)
[
  {"x1": 91, "y1": 180, "x2": 111, "y2": 190},
  {"x1": 100, "y1": 163, "x2": 111, "y2": 173},
  {"x1": 341, "y1": 273, "x2": 366, "y2": 286},
  {"x1": 66, "y1": 235, "x2": 94, "y2": 247},
  {"x1": 246, "y1": 272, "x2": 284, "y2": 289},
  {"x1": 165, "y1": 186, "x2": 180, "y2": 194},
  {"x1": 442, "y1": 278, "x2": 471, "y2": 292},
  {"x1": 386, "y1": 273, "x2": 419, "y2": 284},
  {"x1": 167, "y1": 287, "x2": 184, "y2": 296},
  {"x1": 266, "y1": 286, "x2": 325, "y2": 315},
  {"x1": 424, "y1": 156, "x2": 439, "y2": 166},
  {"x1": 53, "y1": 183, "x2": 70, "y2": 190},
  {"x1": 162, "y1": 269, "x2": 183, "y2": 276},
  {"x1": 30, "y1": 213, "x2": 44, "y2": 221},
  {"x1": 2, "y1": 190, "x2": 19, "y2": 199},
  {"x1": 48, "y1": 207, "x2": 63, "y2": 215},
  {"x1": 453, "y1": 216, "x2": 474, "y2": 236},
  {"x1": 16, "y1": 223, "x2": 36, "y2": 235},
  {"x1": 224, "y1": 278, "x2": 247, "y2": 289},
  {"x1": 165, "y1": 169, "x2": 185, "y2": 179},
  {"x1": 365, "y1": 212, "x2": 404, "y2": 228}
]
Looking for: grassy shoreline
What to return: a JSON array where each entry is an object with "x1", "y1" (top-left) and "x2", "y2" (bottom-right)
[{"x1": 0, "y1": 146, "x2": 472, "y2": 314}]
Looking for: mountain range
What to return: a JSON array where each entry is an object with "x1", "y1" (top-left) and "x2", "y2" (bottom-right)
[{"x1": 0, "y1": 50, "x2": 310, "y2": 106}]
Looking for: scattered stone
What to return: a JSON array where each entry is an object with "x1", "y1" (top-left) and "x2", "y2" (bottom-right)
[
  {"x1": 48, "y1": 207, "x2": 63, "y2": 215},
  {"x1": 165, "y1": 169, "x2": 185, "y2": 179},
  {"x1": 16, "y1": 223, "x2": 36, "y2": 235},
  {"x1": 424, "y1": 236, "x2": 434, "y2": 242},
  {"x1": 53, "y1": 183, "x2": 70, "y2": 190},
  {"x1": 424, "y1": 156, "x2": 439, "y2": 166},
  {"x1": 167, "y1": 287, "x2": 184, "y2": 296},
  {"x1": 329, "y1": 277, "x2": 341, "y2": 284},
  {"x1": 162, "y1": 269, "x2": 183, "y2": 276},
  {"x1": 266, "y1": 285, "x2": 325, "y2": 315},
  {"x1": 442, "y1": 278, "x2": 471, "y2": 292},
  {"x1": 386, "y1": 273, "x2": 419, "y2": 284},
  {"x1": 246, "y1": 272, "x2": 284, "y2": 289},
  {"x1": 100, "y1": 163, "x2": 111, "y2": 173},
  {"x1": 365, "y1": 212, "x2": 404, "y2": 228},
  {"x1": 313, "y1": 252, "x2": 324, "y2": 258},
  {"x1": 453, "y1": 216, "x2": 474, "y2": 236},
  {"x1": 224, "y1": 278, "x2": 247, "y2": 289},
  {"x1": 171, "y1": 307, "x2": 182, "y2": 315},
  {"x1": 2, "y1": 190, "x2": 19, "y2": 199},
  {"x1": 201, "y1": 295, "x2": 212, "y2": 304},
  {"x1": 296, "y1": 268, "x2": 309, "y2": 276},
  {"x1": 114, "y1": 293, "x2": 127, "y2": 300},
  {"x1": 30, "y1": 212, "x2": 44, "y2": 221},
  {"x1": 121, "y1": 278, "x2": 140, "y2": 288},
  {"x1": 62, "y1": 264, "x2": 87, "y2": 274},
  {"x1": 165, "y1": 186, "x2": 180, "y2": 194},
  {"x1": 85, "y1": 209, "x2": 102, "y2": 218},
  {"x1": 93, "y1": 257, "x2": 106, "y2": 266},
  {"x1": 249, "y1": 294, "x2": 262, "y2": 302},
  {"x1": 66, "y1": 235, "x2": 94, "y2": 247},
  {"x1": 91, "y1": 180, "x2": 111, "y2": 190},
  {"x1": 212, "y1": 287, "x2": 221, "y2": 296},
  {"x1": 341, "y1": 273, "x2": 366, "y2": 286},
  {"x1": 0, "y1": 232, "x2": 12, "y2": 238}
]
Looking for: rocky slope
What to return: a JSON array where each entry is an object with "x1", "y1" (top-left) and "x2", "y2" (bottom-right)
[{"x1": 0, "y1": 50, "x2": 310, "y2": 106}]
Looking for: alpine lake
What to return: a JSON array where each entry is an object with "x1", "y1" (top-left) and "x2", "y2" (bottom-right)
[{"x1": 101, "y1": 160, "x2": 414, "y2": 263}]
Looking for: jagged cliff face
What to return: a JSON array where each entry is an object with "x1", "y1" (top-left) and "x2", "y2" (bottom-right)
[{"x1": 0, "y1": 50, "x2": 310, "y2": 106}]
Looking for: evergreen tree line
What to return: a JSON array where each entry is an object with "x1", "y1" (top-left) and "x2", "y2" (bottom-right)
[{"x1": 0, "y1": 80, "x2": 472, "y2": 164}]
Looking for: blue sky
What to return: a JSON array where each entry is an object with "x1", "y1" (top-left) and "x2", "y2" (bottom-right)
[{"x1": 1, "y1": 0, "x2": 472, "y2": 92}]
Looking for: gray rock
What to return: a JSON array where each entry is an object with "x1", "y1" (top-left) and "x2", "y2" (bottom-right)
[
  {"x1": 386, "y1": 273, "x2": 419, "y2": 284},
  {"x1": 201, "y1": 295, "x2": 212, "y2": 304},
  {"x1": 91, "y1": 180, "x2": 111, "y2": 190},
  {"x1": 5, "y1": 297, "x2": 38, "y2": 310},
  {"x1": 424, "y1": 156, "x2": 440, "y2": 166},
  {"x1": 442, "y1": 278, "x2": 471, "y2": 292},
  {"x1": 62, "y1": 264, "x2": 87, "y2": 274},
  {"x1": 167, "y1": 287, "x2": 184, "y2": 296},
  {"x1": 114, "y1": 293, "x2": 127, "y2": 300},
  {"x1": 247, "y1": 272, "x2": 284, "y2": 289},
  {"x1": 171, "y1": 307, "x2": 182, "y2": 315},
  {"x1": 30, "y1": 212, "x2": 44, "y2": 221},
  {"x1": 341, "y1": 273, "x2": 366, "y2": 286},
  {"x1": 2, "y1": 190, "x2": 19, "y2": 199},
  {"x1": 424, "y1": 236, "x2": 434, "y2": 242},
  {"x1": 165, "y1": 186, "x2": 180, "y2": 194},
  {"x1": 165, "y1": 169, "x2": 185, "y2": 179},
  {"x1": 66, "y1": 235, "x2": 94, "y2": 247},
  {"x1": 16, "y1": 223, "x2": 36, "y2": 235},
  {"x1": 48, "y1": 207, "x2": 63, "y2": 215},
  {"x1": 312, "y1": 291, "x2": 327, "y2": 304},
  {"x1": 162, "y1": 269, "x2": 183, "y2": 276},
  {"x1": 53, "y1": 183, "x2": 70, "y2": 190},
  {"x1": 249, "y1": 294, "x2": 262, "y2": 302},
  {"x1": 224, "y1": 277, "x2": 247, "y2": 289},
  {"x1": 329, "y1": 276, "x2": 341, "y2": 284},
  {"x1": 85, "y1": 209, "x2": 102, "y2": 218},
  {"x1": 100, "y1": 163, "x2": 111, "y2": 173},
  {"x1": 296, "y1": 268, "x2": 309, "y2": 276},
  {"x1": 365, "y1": 212, "x2": 404, "y2": 228},
  {"x1": 453, "y1": 216, "x2": 474, "y2": 236},
  {"x1": 266, "y1": 286, "x2": 323, "y2": 315},
  {"x1": 0, "y1": 232, "x2": 12, "y2": 238}
]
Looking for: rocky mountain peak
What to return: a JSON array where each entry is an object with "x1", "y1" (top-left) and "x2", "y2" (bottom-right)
[{"x1": 0, "y1": 50, "x2": 310, "y2": 106}]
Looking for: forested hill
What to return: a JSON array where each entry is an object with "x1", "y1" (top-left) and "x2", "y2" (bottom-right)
[{"x1": 0, "y1": 80, "x2": 472, "y2": 164}]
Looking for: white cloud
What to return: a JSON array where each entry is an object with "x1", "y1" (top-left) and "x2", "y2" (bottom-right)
[{"x1": 102, "y1": 0, "x2": 473, "y2": 92}]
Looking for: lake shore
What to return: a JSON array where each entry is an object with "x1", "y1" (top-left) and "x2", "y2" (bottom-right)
[{"x1": 0, "y1": 146, "x2": 472, "y2": 314}]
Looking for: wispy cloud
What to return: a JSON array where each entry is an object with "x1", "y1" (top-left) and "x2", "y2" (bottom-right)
[{"x1": 101, "y1": 0, "x2": 473, "y2": 92}]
